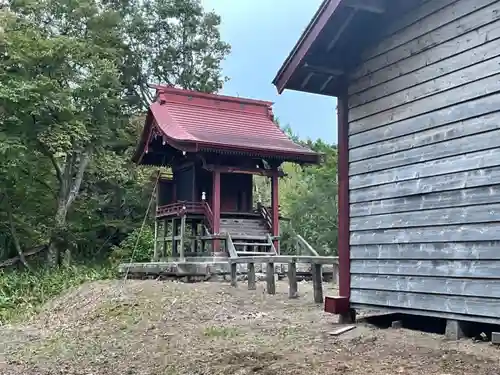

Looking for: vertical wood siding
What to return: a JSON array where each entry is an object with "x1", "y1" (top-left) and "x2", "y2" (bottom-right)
[{"x1": 347, "y1": 0, "x2": 500, "y2": 323}]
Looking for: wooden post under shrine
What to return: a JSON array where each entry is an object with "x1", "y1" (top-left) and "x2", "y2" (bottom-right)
[{"x1": 271, "y1": 171, "x2": 280, "y2": 253}]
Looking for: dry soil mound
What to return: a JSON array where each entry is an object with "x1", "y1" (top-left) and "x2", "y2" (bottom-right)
[{"x1": 0, "y1": 280, "x2": 499, "y2": 374}]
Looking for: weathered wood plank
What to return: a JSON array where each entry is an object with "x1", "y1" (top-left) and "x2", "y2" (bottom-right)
[
  {"x1": 266, "y1": 262, "x2": 275, "y2": 295},
  {"x1": 247, "y1": 262, "x2": 256, "y2": 290},
  {"x1": 349, "y1": 93, "x2": 500, "y2": 149},
  {"x1": 356, "y1": 0, "x2": 458, "y2": 60},
  {"x1": 356, "y1": 0, "x2": 459, "y2": 62},
  {"x1": 351, "y1": 258, "x2": 500, "y2": 279},
  {"x1": 288, "y1": 261, "x2": 298, "y2": 298},
  {"x1": 351, "y1": 203, "x2": 500, "y2": 231},
  {"x1": 350, "y1": 148, "x2": 500, "y2": 190},
  {"x1": 351, "y1": 274, "x2": 500, "y2": 298},
  {"x1": 350, "y1": 223, "x2": 500, "y2": 245},
  {"x1": 350, "y1": 38, "x2": 500, "y2": 108},
  {"x1": 350, "y1": 72, "x2": 500, "y2": 136},
  {"x1": 312, "y1": 264, "x2": 323, "y2": 303},
  {"x1": 349, "y1": 16, "x2": 500, "y2": 97},
  {"x1": 350, "y1": 128, "x2": 500, "y2": 176},
  {"x1": 229, "y1": 255, "x2": 338, "y2": 265},
  {"x1": 350, "y1": 56, "x2": 500, "y2": 122},
  {"x1": 350, "y1": 242, "x2": 500, "y2": 260},
  {"x1": 230, "y1": 263, "x2": 237, "y2": 287},
  {"x1": 349, "y1": 113, "x2": 500, "y2": 163},
  {"x1": 351, "y1": 303, "x2": 500, "y2": 325},
  {"x1": 350, "y1": 289, "x2": 500, "y2": 318},
  {"x1": 350, "y1": 0, "x2": 500, "y2": 82},
  {"x1": 350, "y1": 185, "x2": 500, "y2": 216},
  {"x1": 350, "y1": 166, "x2": 500, "y2": 203},
  {"x1": 328, "y1": 325, "x2": 356, "y2": 336}
]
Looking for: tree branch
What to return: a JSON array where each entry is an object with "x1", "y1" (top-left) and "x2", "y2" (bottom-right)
[
  {"x1": 5, "y1": 196, "x2": 32, "y2": 271},
  {"x1": 66, "y1": 146, "x2": 92, "y2": 209},
  {"x1": 37, "y1": 140, "x2": 63, "y2": 184}
]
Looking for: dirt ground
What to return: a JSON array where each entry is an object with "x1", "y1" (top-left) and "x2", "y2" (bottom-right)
[{"x1": 0, "y1": 279, "x2": 499, "y2": 374}]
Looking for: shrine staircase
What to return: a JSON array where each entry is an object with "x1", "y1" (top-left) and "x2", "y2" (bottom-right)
[{"x1": 219, "y1": 216, "x2": 277, "y2": 258}]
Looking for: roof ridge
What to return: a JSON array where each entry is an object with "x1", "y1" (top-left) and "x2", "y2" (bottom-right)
[
  {"x1": 151, "y1": 84, "x2": 274, "y2": 107},
  {"x1": 159, "y1": 98, "x2": 275, "y2": 120}
]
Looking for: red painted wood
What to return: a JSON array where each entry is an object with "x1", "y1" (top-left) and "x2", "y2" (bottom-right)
[
  {"x1": 133, "y1": 86, "x2": 320, "y2": 165},
  {"x1": 271, "y1": 173, "x2": 280, "y2": 253},
  {"x1": 212, "y1": 170, "x2": 221, "y2": 253},
  {"x1": 324, "y1": 296, "x2": 349, "y2": 314},
  {"x1": 337, "y1": 93, "x2": 350, "y2": 305}
]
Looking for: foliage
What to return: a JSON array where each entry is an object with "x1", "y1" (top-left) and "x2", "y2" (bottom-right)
[
  {"x1": 0, "y1": 0, "x2": 339, "y2": 325},
  {"x1": 279, "y1": 128, "x2": 339, "y2": 256},
  {"x1": 0, "y1": 0, "x2": 230, "y2": 265},
  {"x1": 0, "y1": 264, "x2": 115, "y2": 323},
  {"x1": 109, "y1": 226, "x2": 155, "y2": 264}
]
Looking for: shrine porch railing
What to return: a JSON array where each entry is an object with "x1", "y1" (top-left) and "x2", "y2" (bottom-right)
[{"x1": 156, "y1": 201, "x2": 215, "y2": 233}]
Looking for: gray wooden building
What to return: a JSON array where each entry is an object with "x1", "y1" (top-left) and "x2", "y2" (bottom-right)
[{"x1": 273, "y1": 0, "x2": 500, "y2": 328}]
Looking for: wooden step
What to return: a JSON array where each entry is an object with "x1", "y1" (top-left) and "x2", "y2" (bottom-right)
[
  {"x1": 233, "y1": 242, "x2": 271, "y2": 247},
  {"x1": 229, "y1": 235, "x2": 269, "y2": 241},
  {"x1": 236, "y1": 251, "x2": 276, "y2": 256}
]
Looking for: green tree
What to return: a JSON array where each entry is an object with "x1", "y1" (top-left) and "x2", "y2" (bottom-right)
[{"x1": 0, "y1": 0, "x2": 230, "y2": 266}]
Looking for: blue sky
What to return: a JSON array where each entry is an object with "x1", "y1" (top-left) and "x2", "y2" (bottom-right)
[{"x1": 200, "y1": 0, "x2": 338, "y2": 144}]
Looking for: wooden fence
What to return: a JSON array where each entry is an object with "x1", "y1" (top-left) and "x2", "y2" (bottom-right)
[{"x1": 228, "y1": 255, "x2": 339, "y2": 303}]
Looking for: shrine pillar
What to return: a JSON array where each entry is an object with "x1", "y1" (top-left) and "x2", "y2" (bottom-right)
[
  {"x1": 212, "y1": 169, "x2": 221, "y2": 253},
  {"x1": 271, "y1": 171, "x2": 280, "y2": 253}
]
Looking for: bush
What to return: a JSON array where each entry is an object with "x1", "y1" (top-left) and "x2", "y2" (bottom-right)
[
  {"x1": 109, "y1": 226, "x2": 154, "y2": 264},
  {"x1": 0, "y1": 264, "x2": 114, "y2": 323}
]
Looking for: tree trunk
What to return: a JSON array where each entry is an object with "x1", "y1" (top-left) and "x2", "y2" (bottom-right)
[
  {"x1": 47, "y1": 201, "x2": 68, "y2": 267},
  {"x1": 46, "y1": 149, "x2": 91, "y2": 267}
]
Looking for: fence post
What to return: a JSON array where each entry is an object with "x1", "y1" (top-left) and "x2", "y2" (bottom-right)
[
  {"x1": 288, "y1": 260, "x2": 298, "y2": 298},
  {"x1": 266, "y1": 262, "x2": 275, "y2": 294},
  {"x1": 248, "y1": 262, "x2": 256, "y2": 290},
  {"x1": 312, "y1": 263, "x2": 323, "y2": 303}
]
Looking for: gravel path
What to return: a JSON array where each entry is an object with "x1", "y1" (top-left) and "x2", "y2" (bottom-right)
[{"x1": 0, "y1": 279, "x2": 499, "y2": 374}]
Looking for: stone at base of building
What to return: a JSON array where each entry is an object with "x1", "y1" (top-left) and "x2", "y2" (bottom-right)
[
  {"x1": 445, "y1": 319, "x2": 468, "y2": 340},
  {"x1": 339, "y1": 308, "x2": 356, "y2": 324}
]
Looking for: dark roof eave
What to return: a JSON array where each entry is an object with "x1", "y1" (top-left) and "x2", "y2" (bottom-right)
[
  {"x1": 194, "y1": 141, "x2": 320, "y2": 163},
  {"x1": 272, "y1": 0, "x2": 343, "y2": 94}
]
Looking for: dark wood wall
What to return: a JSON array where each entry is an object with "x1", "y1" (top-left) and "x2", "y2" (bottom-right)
[
  {"x1": 173, "y1": 165, "x2": 195, "y2": 201},
  {"x1": 220, "y1": 173, "x2": 253, "y2": 212},
  {"x1": 169, "y1": 163, "x2": 254, "y2": 213},
  {"x1": 347, "y1": 0, "x2": 500, "y2": 324},
  {"x1": 158, "y1": 180, "x2": 174, "y2": 206}
]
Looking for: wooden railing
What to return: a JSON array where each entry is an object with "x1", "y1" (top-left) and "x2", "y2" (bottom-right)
[
  {"x1": 156, "y1": 201, "x2": 205, "y2": 218},
  {"x1": 203, "y1": 201, "x2": 214, "y2": 233},
  {"x1": 257, "y1": 203, "x2": 273, "y2": 230},
  {"x1": 296, "y1": 235, "x2": 319, "y2": 256}
]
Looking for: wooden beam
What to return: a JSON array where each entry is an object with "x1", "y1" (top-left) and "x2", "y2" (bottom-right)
[
  {"x1": 312, "y1": 264, "x2": 324, "y2": 303},
  {"x1": 204, "y1": 164, "x2": 285, "y2": 177},
  {"x1": 266, "y1": 262, "x2": 276, "y2": 295},
  {"x1": 288, "y1": 261, "x2": 298, "y2": 298},
  {"x1": 300, "y1": 72, "x2": 315, "y2": 88},
  {"x1": 326, "y1": 8, "x2": 356, "y2": 51},
  {"x1": 303, "y1": 63, "x2": 343, "y2": 76},
  {"x1": 343, "y1": 0, "x2": 385, "y2": 14},
  {"x1": 229, "y1": 255, "x2": 338, "y2": 265},
  {"x1": 248, "y1": 263, "x2": 256, "y2": 290},
  {"x1": 320, "y1": 76, "x2": 334, "y2": 93},
  {"x1": 179, "y1": 214, "x2": 186, "y2": 260},
  {"x1": 271, "y1": 173, "x2": 280, "y2": 253}
]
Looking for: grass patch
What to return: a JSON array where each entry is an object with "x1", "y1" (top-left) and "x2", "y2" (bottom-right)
[
  {"x1": 203, "y1": 326, "x2": 240, "y2": 338},
  {"x1": 0, "y1": 263, "x2": 115, "y2": 323}
]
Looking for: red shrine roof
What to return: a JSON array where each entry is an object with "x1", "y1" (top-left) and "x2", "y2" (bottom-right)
[{"x1": 133, "y1": 86, "x2": 320, "y2": 164}]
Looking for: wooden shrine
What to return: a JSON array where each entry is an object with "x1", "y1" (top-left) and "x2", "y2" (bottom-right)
[{"x1": 131, "y1": 85, "x2": 320, "y2": 263}]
